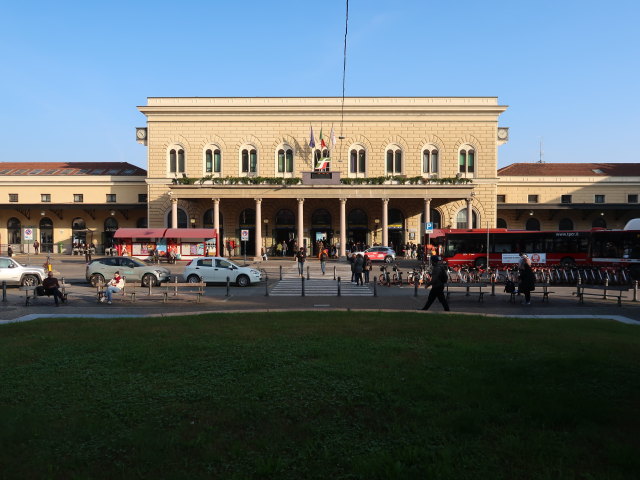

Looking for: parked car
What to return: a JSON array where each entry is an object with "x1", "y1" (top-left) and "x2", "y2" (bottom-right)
[
  {"x1": 0, "y1": 257, "x2": 47, "y2": 286},
  {"x1": 182, "y1": 257, "x2": 262, "y2": 287},
  {"x1": 362, "y1": 246, "x2": 396, "y2": 263},
  {"x1": 86, "y1": 256, "x2": 171, "y2": 287}
]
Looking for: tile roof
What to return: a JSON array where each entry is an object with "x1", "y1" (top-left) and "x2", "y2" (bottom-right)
[
  {"x1": 0, "y1": 162, "x2": 146, "y2": 176},
  {"x1": 498, "y1": 163, "x2": 640, "y2": 177}
]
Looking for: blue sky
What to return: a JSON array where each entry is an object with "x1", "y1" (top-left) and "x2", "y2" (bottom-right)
[{"x1": 1, "y1": 0, "x2": 638, "y2": 169}]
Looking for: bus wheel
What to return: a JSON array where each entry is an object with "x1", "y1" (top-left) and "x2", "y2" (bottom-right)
[
  {"x1": 475, "y1": 257, "x2": 487, "y2": 269},
  {"x1": 560, "y1": 257, "x2": 576, "y2": 267}
]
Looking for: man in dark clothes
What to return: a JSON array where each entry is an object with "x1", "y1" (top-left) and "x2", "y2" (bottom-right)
[
  {"x1": 420, "y1": 256, "x2": 450, "y2": 311},
  {"x1": 41, "y1": 271, "x2": 66, "y2": 306}
]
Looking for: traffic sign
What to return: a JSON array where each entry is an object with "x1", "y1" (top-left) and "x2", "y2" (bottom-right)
[
  {"x1": 23, "y1": 228, "x2": 33, "y2": 241},
  {"x1": 424, "y1": 222, "x2": 433, "y2": 234},
  {"x1": 240, "y1": 229, "x2": 249, "y2": 241}
]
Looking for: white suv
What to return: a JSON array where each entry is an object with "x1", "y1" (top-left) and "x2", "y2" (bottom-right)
[
  {"x1": 182, "y1": 257, "x2": 262, "y2": 287},
  {"x1": 0, "y1": 257, "x2": 47, "y2": 286}
]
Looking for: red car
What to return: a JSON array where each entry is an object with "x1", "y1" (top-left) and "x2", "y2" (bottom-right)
[{"x1": 362, "y1": 247, "x2": 396, "y2": 263}]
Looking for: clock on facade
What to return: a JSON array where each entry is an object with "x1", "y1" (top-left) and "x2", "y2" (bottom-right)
[{"x1": 136, "y1": 128, "x2": 147, "y2": 140}]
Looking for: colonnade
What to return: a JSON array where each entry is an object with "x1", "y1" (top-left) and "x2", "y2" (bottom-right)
[{"x1": 170, "y1": 196, "x2": 475, "y2": 258}]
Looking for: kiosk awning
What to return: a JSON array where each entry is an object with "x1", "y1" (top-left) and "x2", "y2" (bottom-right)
[
  {"x1": 114, "y1": 228, "x2": 167, "y2": 239},
  {"x1": 164, "y1": 228, "x2": 217, "y2": 239}
]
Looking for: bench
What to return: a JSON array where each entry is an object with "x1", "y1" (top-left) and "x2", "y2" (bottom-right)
[
  {"x1": 162, "y1": 282, "x2": 206, "y2": 303},
  {"x1": 574, "y1": 285, "x2": 628, "y2": 306},
  {"x1": 96, "y1": 281, "x2": 137, "y2": 303},
  {"x1": 445, "y1": 282, "x2": 488, "y2": 303},
  {"x1": 508, "y1": 283, "x2": 554, "y2": 303},
  {"x1": 23, "y1": 283, "x2": 70, "y2": 306}
]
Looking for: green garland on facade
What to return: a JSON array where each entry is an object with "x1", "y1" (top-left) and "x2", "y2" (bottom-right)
[
  {"x1": 196, "y1": 176, "x2": 303, "y2": 186},
  {"x1": 339, "y1": 176, "x2": 472, "y2": 185}
]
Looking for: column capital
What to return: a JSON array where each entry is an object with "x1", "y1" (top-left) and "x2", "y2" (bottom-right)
[
  {"x1": 211, "y1": 197, "x2": 220, "y2": 203},
  {"x1": 170, "y1": 198, "x2": 178, "y2": 204},
  {"x1": 254, "y1": 198, "x2": 263, "y2": 204},
  {"x1": 466, "y1": 197, "x2": 473, "y2": 203},
  {"x1": 297, "y1": 197, "x2": 305, "y2": 204},
  {"x1": 339, "y1": 198, "x2": 347, "y2": 204},
  {"x1": 382, "y1": 198, "x2": 390, "y2": 204},
  {"x1": 424, "y1": 197, "x2": 432, "y2": 203}
]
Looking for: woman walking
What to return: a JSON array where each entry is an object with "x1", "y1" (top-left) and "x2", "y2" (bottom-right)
[{"x1": 519, "y1": 259, "x2": 536, "y2": 305}]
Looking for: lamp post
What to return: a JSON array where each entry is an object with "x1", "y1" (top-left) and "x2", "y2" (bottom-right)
[
  {"x1": 374, "y1": 219, "x2": 380, "y2": 244},
  {"x1": 263, "y1": 219, "x2": 270, "y2": 248}
]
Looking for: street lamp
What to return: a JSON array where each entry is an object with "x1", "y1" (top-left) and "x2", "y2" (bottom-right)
[{"x1": 263, "y1": 218, "x2": 270, "y2": 245}]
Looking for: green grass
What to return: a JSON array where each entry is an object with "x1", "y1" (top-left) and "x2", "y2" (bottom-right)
[{"x1": 1, "y1": 312, "x2": 639, "y2": 479}]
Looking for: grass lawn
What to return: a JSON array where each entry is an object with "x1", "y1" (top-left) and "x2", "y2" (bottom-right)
[{"x1": 1, "y1": 312, "x2": 639, "y2": 479}]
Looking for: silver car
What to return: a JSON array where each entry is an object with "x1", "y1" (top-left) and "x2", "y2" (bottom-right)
[
  {"x1": 182, "y1": 257, "x2": 261, "y2": 287},
  {"x1": 86, "y1": 256, "x2": 171, "y2": 287},
  {"x1": 0, "y1": 257, "x2": 47, "y2": 286}
]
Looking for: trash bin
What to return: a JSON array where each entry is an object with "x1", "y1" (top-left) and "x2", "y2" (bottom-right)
[{"x1": 58, "y1": 242, "x2": 63, "y2": 254}]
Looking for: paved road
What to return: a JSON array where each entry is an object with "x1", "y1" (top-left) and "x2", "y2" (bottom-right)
[{"x1": 1, "y1": 254, "x2": 639, "y2": 323}]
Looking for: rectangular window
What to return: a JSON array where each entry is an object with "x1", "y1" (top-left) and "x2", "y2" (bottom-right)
[
  {"x1": 595, "y1": 194, "x2": 605, "y2": 204},
  {"x1": 206, "y1": 151, "x2": 213, "y2": 173},
  {"x1": 431, "y1": 151, "x2": 438, "y2": 173},
  {"x1": 106, "y1": 194, "x2": 116, "y2": 203},
  {"x1": 277, "y1": 150, "x2": 285, "y2": 173},
  {"x1": 213, "y1": 150, "x2": 221, "y2": 173},
  {"x1": 41, "y1": 194, "x2": 51, "y2": 202},
  {"x1": 528, "y1": 195, "x2": 539, "y2": 203},
  {"x1": 9, "y1": 193, "x2": 18, "y2": 202},
  {"x1": 459, "y1": 152, "x2": 466, "y2": 173},
  {"x1": 350, "y1": 150, "x2": 357, "y2": 173},
  {"x1": 561, "y1": 195, "x2": 572, "y2": 204},
  {"x1": 285, "y1": 150, "x2": 293, "y2": 173},
  {"x1": 386, "y1": 151, "x2": 393, "y2": 173},
  {"x1": 73, "y1": 194, "x2": 83, "y2": 203},
  {"x1": 497, "y1": 195, "x2": 506, "y2": 203},
  {"x1": 628, "y1": 194, "x2": 638, "y2": 204},
  {"x1": 177, "y1": 150, "x2": 185, "y2": 173},
  {"x1": 394, "y1": 151, "x2": 402, "y2": 173},
  {"x1": 242, "y1": 150, "x2": 249, "y2": 173},
  {"x1": 467, "y1": 151, "x2": 474, "y2": 173},
  {"x1": 358, "y1": 150, "x2": 366, "y2": 173},
  {"x1": 138, "y1": 194, "x2": 147, "y2": 203},
  {"x1": 249, "y1": 150, "x2": 257, "y2": 173}
]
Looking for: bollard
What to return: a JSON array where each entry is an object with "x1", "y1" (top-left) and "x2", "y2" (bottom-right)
[
  {"x1": 226, "y1": 276, "x2": 230, "y2": 297},
  {"x1": 148, "y1": 282, "x2": 152, "y2": 296},
  {"x1": 337, "y1": 277, "x2": 341, "y2": 297},
  {"x1": 373, "y1": 277, "x2": 377, "y2": 297},
  {"x1": 413, "y1": 279, "x2": 418, "y2": 297},
  {"x1": 333, "y1": 265, "x2": 336, "y2": 281},
  {"x1": 491, "y1": 274, "x2": 496, "y2": 296},
  {"x1": 301, "y1": 276, "x2": 305, "y2": 297},
  {"x1": 279, "y1": 265, "x2": 282, "y2": 281},
  {"x1": 577, "y1": 275, "x2": 582, "y2": 297},
  {"x1": 1, "y1": 281, "x2": 6, "y2": 303},
  {"x1": 603, "y1": 278, "x2": 609, "y2": 300},
  {"x1": 265, "y1": 274, "x2": 269, "y2": 296},
  {"x1": 634, "y1": 280, "x2": 638, "y2": 302},
  {"x1": 307, "y1": 265, "x2": 310, "y2": 280}
]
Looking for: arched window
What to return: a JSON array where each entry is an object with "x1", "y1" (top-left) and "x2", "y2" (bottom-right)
[
  {"x1": 239, "y1": 209, "x2": 256, "y2": 227},
  {"x1": 386, "y1": 146, "x2": 402, "y2": 174},
  {"x1": 169, "y1": 147, "x2": 186, "y2": 174},
  {"x1": 388, "y1": 209, "x2": 404, "y2": 229},
  {"x1": 525, "y1": 218, "x2": 541, "y2": 231},
  {"x1": 203, "y1": 209, "x2": 224, "y2": 228},
  {"x1": 559, "y1": 218, "x2": 574, "y2": 230},
  {"x1": 166, "y1": 209, "x2": 188, "y2": 228},
  {"x1": 421, "y1": 210, "x2": 442, "y2": 229},
  {"x1": 313, "y1": 148, "x2": 330, "y2": 171},
  {"x1": 104, "y1": 217, "x2": 118, "y2": 232},
  {"x1": 496, "y1": 218, "x2": 507, "y2": 229},
  {"x1": 592, "y1": 217, "x2": 607, "y2": 228},
  {"x1": 456, "y1": 209, "x2": 478, "y2": 229},
  {"x1": 347, "y1": 209, "x2": 368, "y2": 227},
  {"x1": 7, "y1": 217, "x2": 21, "y2": 244},
  {"x1": 422, "y1": 146, "x2": 439, "y2": 175},
  {"x1": 136, "y1": 217, "x2": 148, "y2": 228},
  {"x1": 39, "y1": 217, "x2": 53, "y2": 252},
  {"x1": 311, "y1": 209, "x2": 331, "y2": 227},
  {"x1": 205, "y1": 147, "x2": 222, "y2": 174},
  {"x1": 240, "y1": 147, "x2": 258, "y2": 174},
  {"x1": 275, "y1": 209, "x2": 295, "y2": 227},
  {"x1": 277, "y1": 146, "x2": 294, "y2": 174},
  {"x1": 458, "y1": 145, "x2": 475, "y2": 177},
  {"x1": 349, "y1": 146, "x2": 366, "y2": 175},
  {"x1": 71, "y1": 217, "x2": 87, "y2": 246}
]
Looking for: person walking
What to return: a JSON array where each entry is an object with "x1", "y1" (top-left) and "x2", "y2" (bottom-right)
[
  {"x1": 295, "y1": 247, "x2": 306, "y2": 276},
  {"x1": 282, "y1": 241, "x2": 288, "y2": 257},
  {"x1": 7, "y1": 245, "x2": 13, "y2": 257},
  {"x1": 320, "y1": 249, "x2": 328, "y2": 275},
  {"x1": 276, "y1": 242, "x2": 283, "y2": 256},
  {"x1": 33, "y1": 240, "x2": 40, "y2": 255},
  {"x1": 420, "y1": 256, "x2": 450, "y2": 311},
  {"x1": 41, "y1": 271, "x2": 65, "y2": 306},
  {"x1": 101, "y1": 271, "x2": 124, "y2": 305},
  {"x1": 519, "y1": 259, "x2": 536, "y2": 305}
]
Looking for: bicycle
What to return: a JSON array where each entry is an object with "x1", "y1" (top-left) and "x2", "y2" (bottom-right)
[{"x1": 378, "y1": 265, "x2": 391, "y2": 286}]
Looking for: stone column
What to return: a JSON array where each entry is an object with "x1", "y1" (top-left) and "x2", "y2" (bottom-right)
[
  {"x1": 424, "y1": 197, "x2": 431, "y2": 244},
  {"x1": 340, "y1": 198, "x2": 347, "y2": 257},
  {"x1": 467, "y1": 198, "x2": 473, "y2": 229},
  {"x1": 213, "y1": 198, "x2": 220, "y2": 255},
  {"x1": 382, "y1": 198, "x2": 389, "y2": 246},
  {"x1": 255, "y1": 198, "x2": 262, "y2": 258},
  {"x1": 171, "y1": 198, "x2": 178, "y2": 228},
  {"x1": 297, "y1": 198, "x2": 304, "y2": 251}
]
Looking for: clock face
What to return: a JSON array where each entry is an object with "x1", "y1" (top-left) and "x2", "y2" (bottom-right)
[
  {"x1": 497, "y1": 128, "x2": 508, "y2": 139},
  {"x1": 136, "y1": 129, "x2": 146, "y2": 139}
]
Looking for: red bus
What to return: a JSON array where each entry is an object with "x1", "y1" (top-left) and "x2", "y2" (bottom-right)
[{"x1": 433, "y1": 228, "x2": 591, "y2": 269}]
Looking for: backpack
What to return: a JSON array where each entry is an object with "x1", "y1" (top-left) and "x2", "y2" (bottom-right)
[{"x1": 504, "y1": 279, "x2": 516, "y2": 293}]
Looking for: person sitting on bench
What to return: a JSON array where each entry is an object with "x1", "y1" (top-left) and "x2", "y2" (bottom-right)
[
  {"x1": 41, "y1": 271, "x2": 66, "y2": 306},
  {"x1": 101, "y1": 271, "x2": 124, "y2": 305}
]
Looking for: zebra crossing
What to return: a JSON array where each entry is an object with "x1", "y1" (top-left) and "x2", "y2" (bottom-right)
[{"x1": 268, "y1": 277, "x2": 373, "y2": 296}]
